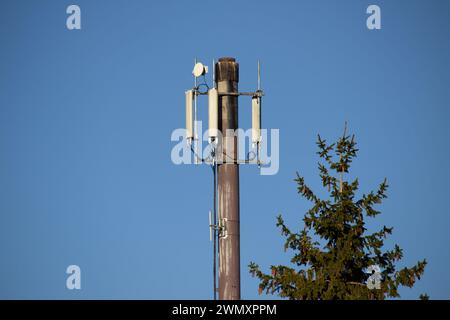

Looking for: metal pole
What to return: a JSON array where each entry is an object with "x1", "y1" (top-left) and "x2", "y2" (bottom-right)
[
  {"x1": 216, "y1": 57, "x2": 240, "y2": 300},
  {"x1": 213, "y1": 57, "x2": 218, "y2": 300}
]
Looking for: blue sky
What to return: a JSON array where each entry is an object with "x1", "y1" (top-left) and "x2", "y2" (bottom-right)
[{"x1": 0, "y1": 0, "x2": 449, "y2": 299}]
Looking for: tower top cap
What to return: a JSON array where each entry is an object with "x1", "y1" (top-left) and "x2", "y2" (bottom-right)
[
  {"x1": 215, "y1": 57, "x2": 239, "y2": 82},
  {"x1": 218, "y1": 57, "x2": 236, "y2": 62}
]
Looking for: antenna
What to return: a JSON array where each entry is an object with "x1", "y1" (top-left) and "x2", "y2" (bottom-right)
[
  {"x1": 252, "y1": 60, "x2": 262, "y2": 164},
  {"x1": 252, "y1": 95, "x2": 261, "y2": 146},
  {"x1": 193, "y1": 62, "x2": 208, "y2": 77},
  {"x1": 193, "y1": 58, "x2": 198, "y2": 164},
  {"x1": 183, "y1": 57, "x2": 265, "y2": 300},
  {"x1": 185, "y1": 90, "x2": 193, "y2": 144},
  {"x1": 212, "y1": 58, "x2": 216, "y2": 88},
  {"x1": 257, "y1": 60, "x2": 261, "y2": 91},
  {"x1": 208, "y1": 88, "x2": 218, "y2": 144}
]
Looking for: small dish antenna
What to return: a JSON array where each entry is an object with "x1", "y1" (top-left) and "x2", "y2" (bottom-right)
[{"x1": 192, "y1": 62, "x2": 208, "y2": 77}]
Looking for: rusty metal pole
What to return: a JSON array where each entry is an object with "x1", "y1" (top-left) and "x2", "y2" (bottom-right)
[{"x1": 216, "y1": 57, "x2": 240, "y2": 300}]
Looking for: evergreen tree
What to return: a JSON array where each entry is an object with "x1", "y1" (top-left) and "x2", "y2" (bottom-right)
[{"x1": 249, "y1": 127, "x2": 426, "y2": 299}]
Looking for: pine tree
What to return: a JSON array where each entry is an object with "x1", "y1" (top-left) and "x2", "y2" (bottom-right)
[{"x1": 249, "y1": 127, "x2": 427, "y2": 300}]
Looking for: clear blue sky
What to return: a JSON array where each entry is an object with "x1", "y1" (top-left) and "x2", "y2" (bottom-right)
[{"x1": 1, "y1": 0, "x2": 449, "y2": 299}]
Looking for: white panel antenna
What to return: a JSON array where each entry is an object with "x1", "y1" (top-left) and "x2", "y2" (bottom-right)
[
  {"x1": 208, "y1": 88, "x2": 218, "y2": 143},
  {"x1": 251, "y1": 96, "x2": 261, "y2": 146},
  {"x1": 185, "y1": 89, "x2": 194, "y2": 144}
]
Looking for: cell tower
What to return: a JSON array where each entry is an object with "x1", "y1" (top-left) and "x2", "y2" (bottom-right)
[{"x1": 185, "y1": 57, "x2": 264, "y2": 300}]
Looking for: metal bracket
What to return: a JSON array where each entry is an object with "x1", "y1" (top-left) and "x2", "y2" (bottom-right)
[
  {"x1": 209, "y1": 213, "x2": 227, "y2": 240},
  {"x1": 195, "y1": 90, "x2": 264, "y2": 98},
  {"x1": 218, "y1": 218, "x2": 228, "y2": 239}
]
